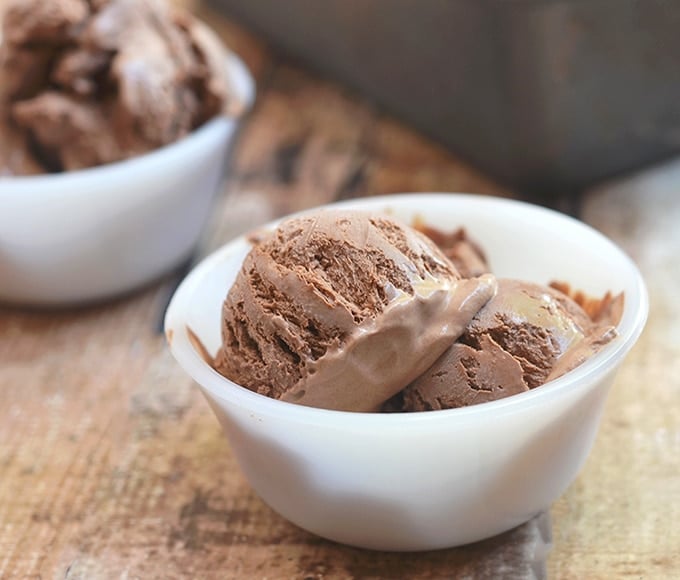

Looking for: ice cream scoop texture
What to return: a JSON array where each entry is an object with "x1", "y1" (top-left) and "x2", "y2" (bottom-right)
[{"x1": 214, "y1": 210, "x2": 497, "y2": 412}]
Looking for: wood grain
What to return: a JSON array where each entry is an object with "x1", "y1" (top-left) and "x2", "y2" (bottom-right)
[{"x1": 1, "y1": 1, "x2": 678, "y2": 578}]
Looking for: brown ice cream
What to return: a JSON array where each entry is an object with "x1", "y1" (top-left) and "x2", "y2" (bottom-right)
[
  {"x1": 0, "y1": 0, "x2": 236, "y2": 175},
  {"x1": 213, "y1": 210, "x2": 497, "y2": 412},
  {"x1": 549, "y1": 280, "x2": 624, "y2": 327},
  {"x1": 413, "y1": 219, "x2": 490, "y2": 279},
  {"x1": 212, "y1": 211, "x2": 622, "y2": 413},
  {"x1": 0, "y1": 123, "x2": 44, "y2": 176},
  {"x1": 397, "y1": 278, "x2": 622, "y2": 412},
  {"x1": 391, "y1": 334, "x2": 530, "y2": 411}
]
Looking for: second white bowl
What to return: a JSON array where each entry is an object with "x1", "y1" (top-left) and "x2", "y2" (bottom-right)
[{"x1": 0, "y1": 51, "x2": 254, "y2": 306}]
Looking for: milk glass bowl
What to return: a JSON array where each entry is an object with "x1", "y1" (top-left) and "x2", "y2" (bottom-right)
[
  {"x1": 0, "y1": 51, "x2": 254, "y2": 306},
  {"x1": 165, "y1": 193, "x2": 648, "y2": 551}
]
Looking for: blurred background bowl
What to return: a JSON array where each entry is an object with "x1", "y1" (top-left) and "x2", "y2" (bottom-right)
[
  {"x1": 0, "y1": 51, "x2": 254, "y2": 306},
  {"x1": 165, "y1": 193, "x2": 648, "y2": 551}
]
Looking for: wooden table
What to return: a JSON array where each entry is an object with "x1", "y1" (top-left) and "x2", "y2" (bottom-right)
[{"x1": 1, "y1": 2, "x2": 678, "y2": 578}]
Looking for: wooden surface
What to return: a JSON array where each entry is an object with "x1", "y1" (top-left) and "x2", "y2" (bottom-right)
[{"x1": 1, "y1": 2, "x2": 679, "y2": 578}]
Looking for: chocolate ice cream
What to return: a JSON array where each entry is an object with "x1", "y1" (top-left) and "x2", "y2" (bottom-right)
[
  {"x1": 211, "y1": 210, "x2": 622, "y2": 413},
  {"x1": 413, "y1": 219, "x2": 490, "y2": 279},
  {"x1": 0, "y1": 0, "x2": 236, "y2": 175},
  {"x1": 213, "y1": 210, "x2": 497, "y2": 412},
  {"x1": 393, "y1": 334, "x2": 530, "y2": 411},
  {"x1": 0, "y1": 123, "x2": 43, "y2": 176},
  {"x1": 397, "y1": 278, "x2": 621, "y2": 412}
]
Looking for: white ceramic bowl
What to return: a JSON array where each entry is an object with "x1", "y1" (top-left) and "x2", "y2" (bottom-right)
[
  {"x1": 165, "y1": 193, "x2": 648, "y2": 551},
  {"x1": 0, "y1": 51, "x2": 254, "y2": 306}
]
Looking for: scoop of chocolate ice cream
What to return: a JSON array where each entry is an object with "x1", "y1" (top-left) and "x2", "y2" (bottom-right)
[
  {"x1": 213, "y1": 210, "x2": 497, "y2": 412},
  {"x1": 0, "y1": 0, "x2": 236, "y2": 174},
  {"x1": 463, "y1": 279, "x2": 594, "y2": 389},
  {"x1": 400, "y1": 334, "x2": 529, "y2": 411},
  {"x1": 396, "y1": 278, "x2": 618, "y2": 411}
]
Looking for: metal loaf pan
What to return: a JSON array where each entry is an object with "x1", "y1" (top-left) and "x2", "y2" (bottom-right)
[{"x1": 209, "y1": 0, "x2": 680, "y2": 194}]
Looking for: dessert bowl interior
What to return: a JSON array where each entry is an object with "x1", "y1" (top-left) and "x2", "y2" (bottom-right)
[
  {"x1": 165, "y1": 193, "x2": 648, "y2": 551},
  {"x1": 0, "y1": 51, "x2": 254, "y2": 306}
]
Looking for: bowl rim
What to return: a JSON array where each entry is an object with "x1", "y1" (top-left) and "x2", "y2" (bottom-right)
[
  {"x1": 165, "y1": 193, "x2": 649, "y2": 428},
  {"x1": 0, "y1": 50, "x2": 255, "y2": 191}
]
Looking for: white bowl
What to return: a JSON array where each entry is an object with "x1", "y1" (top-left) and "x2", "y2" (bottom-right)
[
  {"x1": 164, "y1": 193, "x2": 648, "y2": 551},
  {"x1": 0, "y1": 51, "x2": 254, "y2": 306}
]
